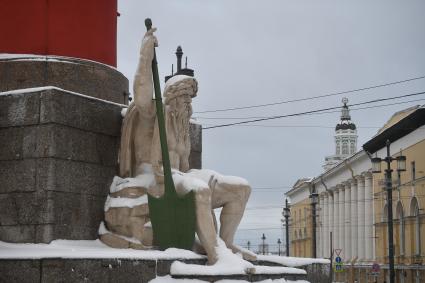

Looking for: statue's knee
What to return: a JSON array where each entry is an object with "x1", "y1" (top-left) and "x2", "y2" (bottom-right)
[
  {"x1": 240, "y1": 185, "x2": 251, "y2": 202},
  {"x1": 195, "y1": 189, "x2": 212, "y2": 205}
]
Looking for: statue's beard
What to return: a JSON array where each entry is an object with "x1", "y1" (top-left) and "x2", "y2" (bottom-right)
[{"x1": 171, "y1": 103, "x2": 192, "y2": 145}]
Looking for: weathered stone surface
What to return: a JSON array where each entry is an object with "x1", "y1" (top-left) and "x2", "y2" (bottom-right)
[
  {"x1": 0, "y1": 258, "x2": 324, "y2": 283},
  {"x1": 36, "y1": 158, "x2": 115, "y2": 196},
  {"x1": 305, "y1": 262, "x2": 331, "y2": 283},
  {"x1": 110, "y1": 187, "x2": 147, "y2": 198},
  {"x1": 0, "y1": 57, "x2": 129, "y2": 104},
  {"x1": 189, "y1": 151, "x2": 202, "y2": 170},
  {"x1": 100, "y1": 233, "x2": 132, "y2": 249},
  {"x1": 39, "y1": 89, "x2": 123, "y2": 136},
  {"x1": 0, "y1": 192, "x2": 53, "y2": 226},
  {"x1": 0, "y1": 225, "x2": 36, "y2": 242},
  {"x1": 105, "y1": 205, "x2": 149, "y2": 239},
  {"x1": 0, "y1": 124, "x2": 118, "y2": 166},
  {"x1": 0, "y1": 159, "x2": 37, "y2": 193},
  {"x1": 0, "y1": 260, "x2": 41, "y2": 283},
  {"x1": 189, "y1": 123, "x2": 202, "y2": 170},
  {"x1": 40, "y1": 259, "x2": 156, "y2": 283},
  {"x1": 189, "y1": 123, "x2": 202, "y2": 152},
  {"x1": 35, "y1": 224, "x2": 99, "y2": 243},
  {"x1": 0, "y1": 91, "x2": 40, "y2": 128}
]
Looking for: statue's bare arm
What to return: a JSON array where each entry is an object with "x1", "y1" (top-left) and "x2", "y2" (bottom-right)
[{"x1": 133, "y1": 28, "x2": 157, "y2": 118}]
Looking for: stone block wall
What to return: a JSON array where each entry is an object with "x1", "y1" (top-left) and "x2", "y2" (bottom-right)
[
  {"x1": 0, "y1": 89, "x2": 123, "y2": 243},
  {"x1": 0, "y1": 56, "x2": 129, "y2": 104}
]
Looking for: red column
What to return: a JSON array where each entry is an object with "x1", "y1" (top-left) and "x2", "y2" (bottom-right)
[{"x1": 0, "y1": 0, "x2": 117, "y2": 66}]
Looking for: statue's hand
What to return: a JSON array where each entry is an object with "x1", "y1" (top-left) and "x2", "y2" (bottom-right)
[{"x1": 143, "y1": 27, "x2": 158, "y2": 48}]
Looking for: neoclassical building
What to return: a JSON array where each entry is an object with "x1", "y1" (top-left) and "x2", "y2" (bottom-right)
[{"x1": 286, "y1": 104, "x2": 425, "y2": 283}]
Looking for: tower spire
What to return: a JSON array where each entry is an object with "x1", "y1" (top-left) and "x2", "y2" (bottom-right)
[{"x1": 323, "y1": 97, "x2": 358, "y2": 171}]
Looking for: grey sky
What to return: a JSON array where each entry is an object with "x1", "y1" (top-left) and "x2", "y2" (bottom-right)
[{"x1": 117, "y1": 0, "x2": 425, "y2": 250}]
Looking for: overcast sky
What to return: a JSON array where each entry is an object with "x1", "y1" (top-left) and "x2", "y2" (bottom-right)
[{"x1": 117, "y1": 0, "x2": 425, "y2": 251}]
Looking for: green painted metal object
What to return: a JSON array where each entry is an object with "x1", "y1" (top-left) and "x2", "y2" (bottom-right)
[{"x1": 145, "y1": 18, "x2": 196, "y2": 250}]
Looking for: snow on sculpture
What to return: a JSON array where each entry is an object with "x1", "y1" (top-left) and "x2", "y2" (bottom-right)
[{"x1": 99, "y1": 24, "x2": 256, "y2": 265}]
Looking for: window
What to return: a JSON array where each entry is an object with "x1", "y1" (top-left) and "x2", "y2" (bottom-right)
[
  {"x1": 342, "y1": 141, "x2": 348, "y2": 155},
  {"x1": 411, "y1": 161, "x2": 416, "y2": 181},
  {"x1": 336, "y1": 141, "x2": 340, "y2": 155},
  {"x1": 410, "y1": 197, "x2": 421, "y2": 255},
  {"x1": 396, "y1": 202, "x2": 405, "y2": 255},
  {"x1": 382, "y1": 203, "x2": 388, "y2": 222},
  {"x1": 350, "y1": 142, "x2": 355, "y2": 154}
]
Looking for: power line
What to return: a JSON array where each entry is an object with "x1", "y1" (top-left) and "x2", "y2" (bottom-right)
[
  {"x1": 194, "y1": 97, "x2": 425, "y2": 121},
  {"x1": 194, "y1": 75, "x2": 425, "y2": 113},
  {"x1": 202, "y1": 91, "x2": 425, "y2": 130}
]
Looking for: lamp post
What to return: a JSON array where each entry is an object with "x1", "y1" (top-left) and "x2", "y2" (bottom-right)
[
  {"x1": 277, "y1": 238, "x2": 282, "y2": 256},
  {"x1": 283, "y1": 198, "x2": 291, "y2": 256},
  {"x1": 261, "y1": 233, "x2": 266, "y2": 255},
  {"x1": 310, "y1": 187, "x2": 319, "y2": 258},
  {"x1": 371, "y1": 140, "x2": 406, "y2": 283}
]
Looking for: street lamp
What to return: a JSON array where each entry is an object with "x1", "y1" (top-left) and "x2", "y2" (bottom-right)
[
  {"x1": 277, "y1": 238, "x2": 282, "y2": 256},
  {"x1": 310, "y1": 185, "x2": 319, "y2": 258},
  {"x1": 370, "y1": 140, "x2": 406, "y2": 283},
  {"x1": 261, "y1": 233, "x2": 266, "y2": 255},
  {"x1": 283, "y1": 198, "x2": 291, "y2": 256}
]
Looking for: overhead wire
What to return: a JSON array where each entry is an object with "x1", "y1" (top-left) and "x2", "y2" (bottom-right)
[
  {"x1": 194, "y1": 97, "x2": 425, "y2": 121},
  {"x1": 195, "y1": 75, "x2": 425, "y2": 114},
  {"x1": 202, "y1": 91, "x2": 425, "y2": 129}
]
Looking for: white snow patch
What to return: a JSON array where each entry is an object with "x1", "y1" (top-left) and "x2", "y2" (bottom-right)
[
  {"x1": 164, "y1": 74, "x2": 192, "y2": 90},
  {"x1": 186, "y1": 169, "x2": 249, "y2": 187},
  {"x1": 104, "y1": 195, "x2": 148, "y2": 211},
  {"x1": 149, "y1": 275, "x2": 310, "y2": 283},
  {"x1": 252, "y1": 265, "x2": 306, "y2": 275},
  {"x1": 109, "y1": 173, "x2": 155, "y2": 194},
  {"x1": 189, "y1": 118, "x2": 201, "y2": 125},
  {"x1": 0, "y1": 53, "x2": 118, "y2": 71},
  {"x1": 0, "y1": 240, "x2": 204, "y2": 260},
  {"x1": 257, "y1": 255, "x2": 330, "y2": 267},
  {"x1": 98, "y1": 222, "x2": 143, "y2": 244},
  {"x1": 173, "y1": 172, "x2": 209, "y2": 193},
  {"x1": 121, "y1": 107, "x2": 129, "y2": 117},
  {"x1": 0, "y1": 86, "x2": 127, "y2": 107},
  {"x1": 98, "y1": 221, "x2": 109, "y2": 235},
  {"x1": 171, "y1": 238, "x2": 257, "y2": 276}
]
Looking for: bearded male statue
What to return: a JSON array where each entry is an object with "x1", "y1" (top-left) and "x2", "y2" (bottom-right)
[{"x1": 102, "y1": 27, "x2": 255, "y2": 265}]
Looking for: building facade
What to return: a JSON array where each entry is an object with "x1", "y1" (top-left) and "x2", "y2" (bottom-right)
[{"x1": 286, "y1": 105, "x2": 425, "y2": 283}]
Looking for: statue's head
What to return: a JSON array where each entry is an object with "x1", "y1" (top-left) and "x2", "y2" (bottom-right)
[
  {"x1": 163, "y1": 75, "x2": 198, "y2": 105},
  {"x1": 163, "y1": 75, "x2": 198, "y2": 138}
]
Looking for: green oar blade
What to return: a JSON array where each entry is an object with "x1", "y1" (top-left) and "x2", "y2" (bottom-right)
[{"x1": 148, "y1": 190, "x2": 196, "y2": 250}]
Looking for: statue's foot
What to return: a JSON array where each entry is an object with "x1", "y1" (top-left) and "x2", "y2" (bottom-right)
[{"x1": 229, "y1": 244, "x2": 257, "y2": 261}]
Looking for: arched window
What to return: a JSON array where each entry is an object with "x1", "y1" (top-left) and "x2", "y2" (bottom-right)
[
  {"x1": 396, "y1": 201, "x2": 405, "y2": 255},
  {"x1": 382, "y1": 203, "x2": 388, "y2": 222},
  {"x1": 342, "y1": 141, "x2": 348, "y2": 155},
  {"x1": 410, "y1": 197, "x2": 421, "y2": 255},
  {"x1": 350, "y1": 141, "x2": 355, "y2": 154},
  {"x1": 304, "y1": 227, "x2": 307, "y2": 238}
]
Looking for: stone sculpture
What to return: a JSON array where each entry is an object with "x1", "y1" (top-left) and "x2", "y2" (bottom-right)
[{"x1": 100, "y1": 26, "x2": 256, "y2": 265}]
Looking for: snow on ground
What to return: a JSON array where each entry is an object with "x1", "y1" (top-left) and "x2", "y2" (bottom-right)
[
  {"x1": 171, "y1": 238, "x2": 253, "y2": 276},
  {"x1": 257, "y1": 255, "x2": 330, "y2": 267},
  {"x1": 170, "y1": 238, "x2": 306, "y2": 276},
  {"x1": 150, "y1": 276, "x2": 310, "y2": 283},
  {"x1": 0, "y1": 239, "x2": 203, "y2": 260}
]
